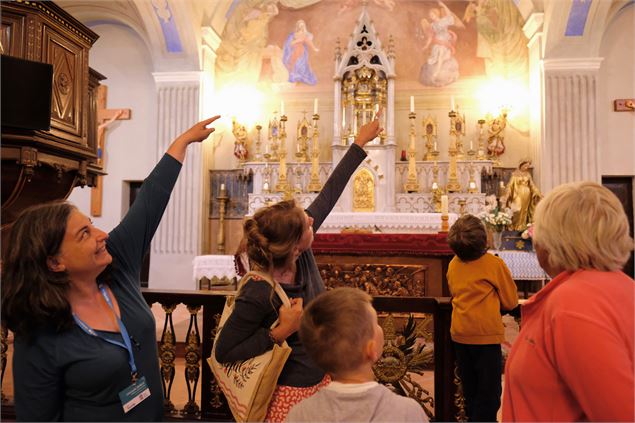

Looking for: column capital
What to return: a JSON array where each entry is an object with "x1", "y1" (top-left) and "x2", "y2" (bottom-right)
[
  {"x1": 152, "y1": 71, "x2": 203, "y2": 85},
  {"x1": 542, "y1": 58, "x2": 604, "y2": 72}
]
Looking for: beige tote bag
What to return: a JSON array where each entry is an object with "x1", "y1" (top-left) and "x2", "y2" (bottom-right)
[{"x1": 208, "y1": 271, "x2": 292, "y2": 422}]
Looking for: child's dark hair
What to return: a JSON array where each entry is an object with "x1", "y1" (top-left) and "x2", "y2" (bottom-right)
[{"x1": 447, "y1": 214, "x2": 488, "y2": 262}]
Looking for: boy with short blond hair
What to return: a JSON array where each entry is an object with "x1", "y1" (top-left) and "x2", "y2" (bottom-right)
[
  {"x1": 286, "y1": 287, "x2": 427, "y2": 422},
  {"x1": 447, "y1": 214, "x2": 518, "y2": 422}
]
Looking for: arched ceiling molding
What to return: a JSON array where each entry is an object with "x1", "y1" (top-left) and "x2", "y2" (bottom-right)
[
  {"x1": 542, "y1": 0, "x2": 614, "y2": 58},
  {"x1": 604, "y1": 0, "x2": 634, "y2": 30}
]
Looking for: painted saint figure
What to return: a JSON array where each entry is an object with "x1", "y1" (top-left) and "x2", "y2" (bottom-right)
[
  {"x1": 283, "y1": 20, "x2": 319, "y2": 86},
  {"x1": 419, "y1": 1, "x2": 464, "y2": 87}
]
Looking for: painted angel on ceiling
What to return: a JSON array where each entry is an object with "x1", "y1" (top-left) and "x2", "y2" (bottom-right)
[{"x1": 417, "y1": 1, "x2": 465, "y2": 87}]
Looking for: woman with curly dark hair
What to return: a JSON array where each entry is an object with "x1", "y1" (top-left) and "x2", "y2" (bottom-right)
[{"x1": 2, "y1": 115, "x2": 219, "y2": 421}]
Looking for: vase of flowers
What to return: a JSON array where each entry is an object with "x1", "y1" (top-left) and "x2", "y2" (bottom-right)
[
  {"x1": 478, "y1": 195, "x2": 513, "y2": 250},
  {"x1": 521, "y1": 223, "x2": 534, "y2": 250}
]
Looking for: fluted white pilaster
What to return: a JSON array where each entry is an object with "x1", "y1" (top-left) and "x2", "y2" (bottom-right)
[
  {"x1": 150, "y1": 71, "x2": 202, "y2": 290},
  {"x1": 541, "y1": 59, "x2": 602, "y2": 191},
  {"x1": 333, "y1": 79, "x2": 342, "y2": 144},
  {"x1": 386, "y1": 78, "x2": 395, "y2": 145}
]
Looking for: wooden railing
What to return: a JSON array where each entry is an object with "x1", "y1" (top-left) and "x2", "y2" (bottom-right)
[{"x1": 1, "y1": 290, "x2": 462, "y2": 422}]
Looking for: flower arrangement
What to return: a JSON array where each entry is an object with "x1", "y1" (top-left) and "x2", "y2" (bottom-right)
[
  {"x1": 521, "y1": 223, "x2": 534, "y2": 239},
  {"x1": 478, "y1": 195, "x2": 513, "y2": 232}
]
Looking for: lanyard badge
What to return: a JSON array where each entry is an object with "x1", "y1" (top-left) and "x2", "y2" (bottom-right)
[{"x1": 73, "y1": 285, "x2": 151, "y2": 413}]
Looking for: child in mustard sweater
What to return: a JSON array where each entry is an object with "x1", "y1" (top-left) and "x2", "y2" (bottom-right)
[{"x1": 447, "y1": 215, "x2": 518, "y2": 422}]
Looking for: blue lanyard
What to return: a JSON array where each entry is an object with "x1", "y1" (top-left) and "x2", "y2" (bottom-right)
[{"x1": 73, "y1": 285, "x2": 138, "y2": 381}]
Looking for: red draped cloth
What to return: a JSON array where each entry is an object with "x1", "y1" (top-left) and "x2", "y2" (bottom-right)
[{"x1": 312, "y1": 233, "x2": 452, "y2": 256}]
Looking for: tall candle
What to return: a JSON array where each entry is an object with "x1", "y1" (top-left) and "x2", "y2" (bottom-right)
[
  {"x1": 434, "y1": 141, "x2": 438, "y2": 151},
  {"x1": 450, "y1": 96, "x2": 455, "y2": 111},
  {"x1": 441, "y1": 195, "x2": 448, "y2": 215},
  {"x1": 410, "y1": 96, "x2": 414, "y2": 113},
  {"x1": 470, "y1": 140, "x2": 474, "y2": 151},
  {"x1": 280, "y1": 100, "x2": 285, "y2": 116},
  {"x1": 313, "y1": 98, "x2": 318, "y2": 114},
  {"x1": 220, "y1": 183, "x2": 226, "y2": 194}
]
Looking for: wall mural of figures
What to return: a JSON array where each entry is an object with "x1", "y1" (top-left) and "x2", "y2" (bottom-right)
[
  {"x1": 214, "y1": 0, "x2": 527, "y2": 92},
  {"x1": 283, "y1": 19, "x2": 319, "y2": 85},
  {"x1": 464, "y1": 0, "x2": 529, "y2": 80},
  {"x1": 417, "y1": 1, "x2": 465, "y2": 87},
  {"x1": 215, "y1": 0, "x2": 282, "y2": 87}
]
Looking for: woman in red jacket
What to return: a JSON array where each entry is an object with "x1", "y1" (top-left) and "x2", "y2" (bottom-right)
[{"x1": 503, "y1": 181, "x2": 634, "y2": 422}]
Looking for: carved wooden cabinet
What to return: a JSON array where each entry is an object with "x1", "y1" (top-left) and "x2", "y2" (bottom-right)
[{"x1": 1, "y1": 0, "x2": 102, "y2": 231}]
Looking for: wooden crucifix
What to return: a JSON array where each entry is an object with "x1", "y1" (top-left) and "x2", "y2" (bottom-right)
[{"x1": 91, "y1": 84, "x2": 131, "y2": 217}]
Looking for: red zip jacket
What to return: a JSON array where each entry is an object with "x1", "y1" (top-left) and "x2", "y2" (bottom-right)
[{"x1": 503, "y1": 269, "x2": 634, "y2": 422}]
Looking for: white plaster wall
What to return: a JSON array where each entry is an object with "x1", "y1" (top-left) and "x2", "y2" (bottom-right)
[
  {"x1": 68, "y1": 24, "x2": 157, "y2": 241},
  {"x1": 598, "y1": 4, "x2": 635, "y2": 176}
]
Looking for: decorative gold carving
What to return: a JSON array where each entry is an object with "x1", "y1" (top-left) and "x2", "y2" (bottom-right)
[
  {"x1": 159, "y1": 303, "x2": 177, "y2": 413},
  {"x1": 446, "y1": 111, "x2": 462, "y2": 193},
  {"x1": 209, "y1": 312, "x2": 224, "y2": 409},
  {"x1": 353, "y1": 168, "x2": 375, "y2": 212},
  {"x1": 453, "y1": 363, "x2": 468, "y2": 422},
  {"x1": 295, "y1": 114, "x2": 310, "y2": 162},
  {"x1": 404, "y1": 112, "x2": 420, "y2": 193},
  {"x1": 275, "y1": 115, "x2": 291, "y2": 193},
  {"x1": 182, "y1": 305, "x2": 201, "y2": 417},
  {"x1": 307, "y1": 113, "x2": 322, "y2": 192},
  {"x1": 422, "y1": 116, "x2": 438, "y2": 161},
  {"x1": 341, "y1": 65, "x2": 386, "y2": 142},
  {"x1": 320, "y1": 263, "x2": 427, "y2": 297},
  {"x1": 373, "y1": 314, "x2": 434, "y2": 420}
]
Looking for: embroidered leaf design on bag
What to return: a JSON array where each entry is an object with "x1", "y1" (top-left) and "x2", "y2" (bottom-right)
[{"x1": 223, "y1": 358, "x2": 262, "y2": 388}]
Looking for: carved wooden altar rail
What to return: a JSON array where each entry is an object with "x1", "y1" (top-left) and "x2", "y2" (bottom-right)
[{"x1": 1, "y1": 292, "x2": 461, "y2": 422}]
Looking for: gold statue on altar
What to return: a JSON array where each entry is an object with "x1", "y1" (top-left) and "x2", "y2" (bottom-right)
[{"x1": 504, "y1": 159, "x2": 542, "y2": 231}]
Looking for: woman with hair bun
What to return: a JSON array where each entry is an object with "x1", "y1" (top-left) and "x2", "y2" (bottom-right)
[
  {"x1": 215, "y1": 118, "x2": 383, "y2": 422},
  {"x1": 502, "y1": 181, "x2": 634, "y2": 422}
]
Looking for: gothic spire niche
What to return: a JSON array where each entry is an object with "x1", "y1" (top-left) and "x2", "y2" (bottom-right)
[{"x1": 333, "y1": 4, "x2": 396, "y2": 147}]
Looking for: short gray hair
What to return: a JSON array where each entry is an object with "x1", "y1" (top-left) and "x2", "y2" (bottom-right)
[{"x1": 533, "y1": 181, "x2": 633, "y2": 272}]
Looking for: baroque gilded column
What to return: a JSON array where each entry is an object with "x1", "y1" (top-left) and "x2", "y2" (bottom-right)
[{"x1": 150, "y1": 71, "x2": 203, "y2": 290}]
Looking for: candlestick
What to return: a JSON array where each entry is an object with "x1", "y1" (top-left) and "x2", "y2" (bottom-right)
[
  {"x1": 217, "y1": 183, "x2": 229, "y2": 254},
  {"x1": 441, "y1": 195, "x2": 448, "y2": 215},
  {"x1": 313, "y1": 98, "x2": 318, "y2": 114},
  {"x1": 410, "y1": 96, "x2": 414, "y2": 113}
]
